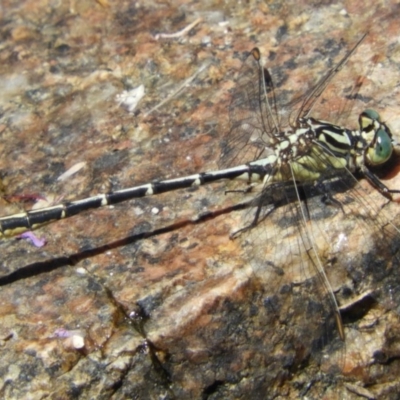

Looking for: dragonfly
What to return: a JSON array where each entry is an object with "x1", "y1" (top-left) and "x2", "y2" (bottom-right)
[{"x1": 1, "y1": 34, "x2": 399, "y2": 382}]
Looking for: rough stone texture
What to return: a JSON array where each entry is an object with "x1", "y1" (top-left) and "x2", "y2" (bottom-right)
[{"x1": 1, "y1": 0, "x2": 400, "y2": 399}]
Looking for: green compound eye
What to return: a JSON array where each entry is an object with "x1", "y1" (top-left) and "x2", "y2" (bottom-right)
[
  {"x1": 368, "y1": 127, "x2": 393, "y2": 165},
  {"x1": 363, "y1": 109, "x2": 381, "y2": 122}
]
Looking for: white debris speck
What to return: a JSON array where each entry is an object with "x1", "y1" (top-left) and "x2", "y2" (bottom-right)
[
  {"x1": 129, "y1": 310, "x2": 139, "y2": 319},
  {"x1": 53, "y1": 328, "x2": 86, "y2": 350},
  {"x1": 334, "y1": 232, "x2": 348, "y2": 252},
  {"x1": 151, "y1": 207, "x2": 160, "y2": 215},
  {"x1": 76, "y1": 267, "x2": 87, "y2": 275},
  {"x1": 116, "y1": 84, "x2": 145, "y2": 113},
  {"x1": 57, "y1": 162, "x2": 86, "y2": 182},
  {"x1": 70, "y1": 334, "x2": 85, "y2": 349}
]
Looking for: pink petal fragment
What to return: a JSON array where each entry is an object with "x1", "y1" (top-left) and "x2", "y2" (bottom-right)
[{"x1": 18, "y1": 231, "x2": 47, "y2": 247}]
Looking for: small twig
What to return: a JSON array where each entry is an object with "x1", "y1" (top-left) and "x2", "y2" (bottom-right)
[
  {"x1": 144, "y1": 61, "x2": 210, "y2": 117},
  {"x1": 154, "y1": 18, "x2": 202, "y2": 40}
]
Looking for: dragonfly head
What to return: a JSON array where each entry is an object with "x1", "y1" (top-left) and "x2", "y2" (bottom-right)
[{"x1": 360, "y1": 109, "x2": 394, "y2": 166}]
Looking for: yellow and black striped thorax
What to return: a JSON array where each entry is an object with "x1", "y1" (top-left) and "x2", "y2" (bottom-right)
[{"x1": 270, "y1": 109, "x2": 395, "y2": 184}]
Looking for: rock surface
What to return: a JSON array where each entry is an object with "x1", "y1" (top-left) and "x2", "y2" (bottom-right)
[{"x1": 1, "y1": 0, "x2": 400, "y2": 399}]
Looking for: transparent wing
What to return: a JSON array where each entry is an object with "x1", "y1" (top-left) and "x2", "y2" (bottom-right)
[
  {"x1": 220, "y1": 34, "x2": 368, "y2": 170},
  {"x1": 293, "y1": 33, "x2": 368, "y2": 123},
  {"x1": 219, "y1": 48, "x2": 281, "y2": 168},
  {"x1": 233, "y1": 179, "x2": 345, "y2": 380},
  {"x1": 230, "y1": 142, "x2": 400, "y2": 390}
]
